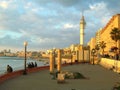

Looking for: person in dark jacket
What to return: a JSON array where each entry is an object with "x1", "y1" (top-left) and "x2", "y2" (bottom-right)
[
  {"x1": 34, "y1": 62, "x2": 37, "y2": 67},
  {"x1": 7, "y1": 65, "x2": 13, "y2": 73}
]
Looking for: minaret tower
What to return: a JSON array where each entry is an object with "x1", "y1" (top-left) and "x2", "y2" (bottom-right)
[{"x1": 80, "y1": 14, "x2": 86, "y2": 46}]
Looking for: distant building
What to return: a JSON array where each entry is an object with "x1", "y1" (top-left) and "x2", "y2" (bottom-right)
[
  {"x1": 87, "y1": 37, "x2": 96, "y2": 51},
  {"x1": 0, "y1": 49, "x2": 16, "y2": 57},
  {"x1": 87, "y1": 14, "x2": 120, "y2": 54},
  {"x1": 95, "y1": 28, "x2": 102, "y2": 45},
  {"x1": 69, "y1": 44, "x2": 79, "y2": 51},
  {"x1": 17, "y1": 51, "x2": 34, "y2": 58},
  {"x1": 0, "y1": 52, "x2": 4, "y2": 56},
  {"x1": 62, "y1": 47, "x2": 71, "y2": 55}
]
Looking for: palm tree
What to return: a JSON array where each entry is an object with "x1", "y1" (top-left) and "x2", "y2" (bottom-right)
[
  {"x1": 95, "y1": 44, "x2": 100, "y2": 51},
  {"x1": 95, "y1": 44, "x2": 100, "y2": 57},
  {"x1": 100, "y1": 41, "x2": 106, "y2": 55},
  {"x1": 110, "y1": 27, "x2": 120, "y2": 47}
]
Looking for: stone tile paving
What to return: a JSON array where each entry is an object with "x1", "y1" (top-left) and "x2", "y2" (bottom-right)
[{"x1": 0, "y1": 64, "x2": 120, "y2": 90}]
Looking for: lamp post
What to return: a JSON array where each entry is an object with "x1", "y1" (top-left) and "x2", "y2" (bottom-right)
[
  {"x1": 53, "y1": 49, "x2": 56, "y2": 69},
  {"x1": 71, "y1": 53, "x2": 73, "y2": 65},
  {"x1": 23, "y1": 41, "x2": 28, "y2": 75},
  {"x1": 91, "y1": 49, "x2": 96, "y2": 65}
]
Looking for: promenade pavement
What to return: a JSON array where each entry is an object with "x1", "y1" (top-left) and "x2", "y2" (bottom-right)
[{"x1": 0, "y1": 64, "x2": 120, "y2": 90}]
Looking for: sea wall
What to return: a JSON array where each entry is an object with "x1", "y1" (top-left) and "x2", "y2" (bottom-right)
[
  {"x1": 99, "y1": 58, "x2": 120, "y2": 73},
  {"x1": 0, "y1": 63, "x2": 71, "y2": 84},
  {"x1": 0, "y1": 66, "x2": 49, "y2": 83}
]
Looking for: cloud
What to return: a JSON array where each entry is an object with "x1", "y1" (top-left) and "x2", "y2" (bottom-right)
[
  {"x1": 89, "y1": 1, "x2": 106, "y2": 11},
  {"x1": 86, "y1": 1, "x2": 111, "y2": 27},
  {"x1": 54, "y1": 0, "x2": 80, "y2": 7},
  {"x1": 0, "y1": 1, "x2": 8, "y2": 9},
  {"x1": 63, "y1": 23, "x2": 78, "y2": 29},
  {"x1": 0, "y1": 0, "x2": 120, "y2": 51}
]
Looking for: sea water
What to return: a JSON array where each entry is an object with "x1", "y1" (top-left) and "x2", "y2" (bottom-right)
[{"x1": 0, "y1": 56, "x2": 46, "y2": 75}]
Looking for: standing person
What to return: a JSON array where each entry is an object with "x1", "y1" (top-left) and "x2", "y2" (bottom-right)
[
  {"x1": 7, "y1": 65, "x2": 13, "y2": 73},
  {"x1": 116, "y1": 53, "x2": 119, "y2": 60}
]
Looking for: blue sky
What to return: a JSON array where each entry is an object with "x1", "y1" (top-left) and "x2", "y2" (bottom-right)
[{"x1": 0, "y1": 0, "x2": 120, "y2": 52}]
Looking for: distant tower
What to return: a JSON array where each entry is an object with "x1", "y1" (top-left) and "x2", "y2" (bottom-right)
[{"x1": 80, "y1": 14, "x2": 86, "y2": 46}]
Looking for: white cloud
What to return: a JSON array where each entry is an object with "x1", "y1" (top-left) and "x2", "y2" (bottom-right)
[
  {"x1": 24, "y1": 1, "x2": 40, "y2": 12},
  {"x1": 0, "y1": 0, "x2": 15, "y2": 9},
  {"x1": 0, "y1": 1, "x2": 9, "y2": 9},
  {"x1": 63, "y1": 23, "x2": 78, "y2": 29},
  {"x1": 31, "y1": 37, "x2": 57, "y2": 44},
  {"x1": 0, "y1": 0, "x2": 120, "y2": 51},
  {"x1": 89, "y1": 2, "x2": 106, "y2": 11},
  {"x1": 86, "y1": 1, "x2": 111, "y2": 28},
  {"x1": 88, "y1": 1, "x2": 109, "y2": 17}
]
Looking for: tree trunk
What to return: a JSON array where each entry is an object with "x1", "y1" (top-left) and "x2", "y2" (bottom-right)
[
  {"x1": 118, "y1": 40, "x2": 120, "y2": 54},
  {"x1": 116, "y1": 40, "x2": 117, "y2": 47},
  {"x1": 102, "y1": 49, "x2": 104, "y2": 56}
]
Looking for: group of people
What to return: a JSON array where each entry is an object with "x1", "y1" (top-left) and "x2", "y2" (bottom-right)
[
  {"x1": 6, "y1": 62, "x2": 38, "y2": 73},
  {"x1": 103, "y1": 53, "x2": 120, "y2": 60},
  {"x1": 27, "y1": 62, "x2": 37, "y2": 68}
]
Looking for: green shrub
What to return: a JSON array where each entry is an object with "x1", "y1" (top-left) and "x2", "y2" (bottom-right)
[{"x1": 73, "y1": 72, "x2": 85, "y2": 79}]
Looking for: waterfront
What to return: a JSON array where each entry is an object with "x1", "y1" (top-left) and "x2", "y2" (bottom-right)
[
  {"x1": 0, "y1": 64, "x2": 120, "y2": 90},
  {"x1": 0, "y1": 57, "x2": 46, "y2": 75}
]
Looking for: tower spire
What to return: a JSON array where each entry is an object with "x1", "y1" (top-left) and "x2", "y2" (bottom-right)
[{"x1": 80, "y1": 13, "x2": 86, "y2": 46}]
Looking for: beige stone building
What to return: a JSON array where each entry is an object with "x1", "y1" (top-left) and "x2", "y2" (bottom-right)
[
  {"x1": 100, "y1": 14, "x2": 120, "y2": 53},
  {"x1": 88, "y1": 14, "x2": 120, "y2": 54},
  {"x1": 87, "y1": 37, "x2": 96, "y2": 51},
  {"x1": 95, "y1": 28, "x2": 102, "y2": 45}
]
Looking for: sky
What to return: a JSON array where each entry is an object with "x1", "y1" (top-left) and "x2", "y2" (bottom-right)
[{"x1": 0, "y1": 0, "x2": 120, "y2": 52}]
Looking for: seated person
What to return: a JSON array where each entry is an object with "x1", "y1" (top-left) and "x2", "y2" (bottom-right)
[{"x1": 7, "y1": 65, "x2": 13, "y2": 73}]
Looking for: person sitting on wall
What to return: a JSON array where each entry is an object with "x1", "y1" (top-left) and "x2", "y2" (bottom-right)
[
  {"x1": 31, "y1": 62, "x2": 34, "y2": 67},
  {"x1": 7, "y1": 65, "x2": 13, "y2": 73},
  {"x1": 34, "y1": 62, "x2": 37, "y2": 67}
]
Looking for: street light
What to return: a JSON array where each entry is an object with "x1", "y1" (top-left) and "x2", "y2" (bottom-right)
[
  {"x1": 52, "y1": 49, "x2": 56, "y2": 69},
  {"x1": 23, "y1": 41, "x2": 28, "y2": 75},
  {"x1": 91, "y1": 49, "x2": 96, "y2": 65},
  {"x1": 70, "y1": 53, "x2": 73, "y2": 65}
]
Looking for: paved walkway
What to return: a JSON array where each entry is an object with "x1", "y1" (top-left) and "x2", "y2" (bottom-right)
[{"x1": 0, "y1": 64, "x2": 120, "y2": 90}]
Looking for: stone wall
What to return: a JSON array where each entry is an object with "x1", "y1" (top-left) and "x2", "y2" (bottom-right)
[
  {"x1": 0, "y1": 66, "x2": 49, "y2": 84},
  {"x1": 0, "y1": 64, "x2": 70, "y2": 84},
  {"x1": 99, "y1": 58, "x2": 120, "y2": 73}
]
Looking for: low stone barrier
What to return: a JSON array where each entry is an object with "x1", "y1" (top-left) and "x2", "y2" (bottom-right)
[
  {"x1": 0, "y1": 70, "x2": 23, "y2": 83},
  {"x1": 0, "y1": 66, "x2": 49, "y2": 84},
  {"x1": 100, "y1": 58, "x2": 120, "y2": 73},
  {"x1": 0, "y1": 63, "x2": 82, "y2": 84},
  {"x1": 27, "y1": 66, "x2": 49, "y2": 73}
]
